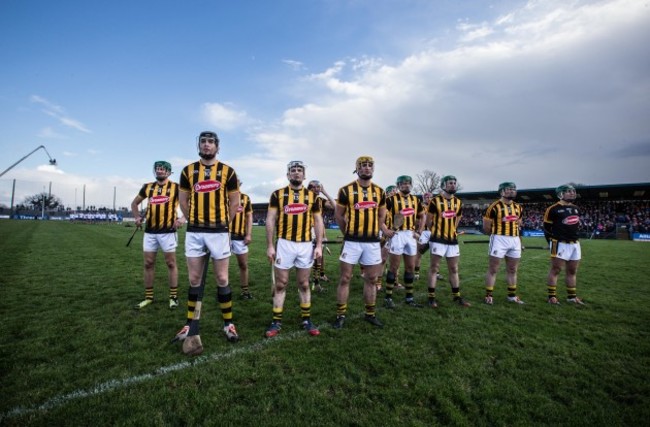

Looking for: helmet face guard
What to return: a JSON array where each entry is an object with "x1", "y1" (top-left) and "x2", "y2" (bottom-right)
[
  {"x1": 354, "y1": 156, "x2": 374, "y2": 174},
  {"x1": 197, "y1": 131, "x2": 219, "y2": 160},
  {"x1": 395, "y1": 175, "x2": 413, "y2": 194},
  {"x1": 287, "y1": 160, "x2": 306, "y2": 185},
  {"x1": 396, "y1": 175, "x2": 412, "y2": 185},
  {"x1": 556, "y1": 184, "x2": 576, "y2": 200},
  {"x1": 498, "y1": 182, "x2": 517, "y2": 199},
  {"x1": 153, "y1": 161, "x2": 172, "y2": 180},
  {"x1": 498, "y1": 182, "x2": 516, "y2": 193},
  {"x1": 440, "y1": 175, "x2": 457, "y2": 194},
  {"x1": 287, "y1": 160, "x2": 306, "y2": 173},
  {"x1": 441, "y1": 175, "x2": 457, "y2": 188}
]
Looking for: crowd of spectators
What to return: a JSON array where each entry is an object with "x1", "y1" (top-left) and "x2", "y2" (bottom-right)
[{"x1": 458, "y1": 200, "x2": 650, "y2": 236}]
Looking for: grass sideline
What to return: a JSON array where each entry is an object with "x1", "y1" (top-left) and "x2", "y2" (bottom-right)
[{"x1": 0, "y1": 220, "x2": 649, "y2": 426}]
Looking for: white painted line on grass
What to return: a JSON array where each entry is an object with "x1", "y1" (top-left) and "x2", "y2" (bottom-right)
[{"x1": 0, "y1": 328, "x2": 313, "y2": 422}]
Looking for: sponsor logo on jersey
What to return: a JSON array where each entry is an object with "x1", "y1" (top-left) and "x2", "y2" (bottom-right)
[
  {"x1": 502, "y1": 215, "x2": 519, "y2": 222},
  {"x1": 284, "y1": 203, "x2": 309, "y2": 215},
  {"x1": 236, "y1": 205, "x2": 244, "y2": 213},
  {"x1": 354, "y1": 201, "x2": 377, "y2": 210},
  {"x1": 562, "y1": 215, "x2": 580, "y2": 225},
  {"x1": 442, "y1": 210, "x2": 456, "y2": 219},
  {"x1": 194, "y1": 180, "x2": 221, "y2": 193},
  {"x1": 400, "y1": 207, "x2": 415, "y2": 217},
  {"x1": 150, "y1": 195, "x2": 170, "y2": 205}
]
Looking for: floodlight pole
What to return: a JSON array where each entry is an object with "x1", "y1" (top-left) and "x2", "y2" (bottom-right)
[{"x1": 0, "y1": 145, "x2": 57, "y2": 178}]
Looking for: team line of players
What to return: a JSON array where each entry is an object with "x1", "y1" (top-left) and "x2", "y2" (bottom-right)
[{"x1": 131, "y1": 131, "x2": 584, "y2": 356}]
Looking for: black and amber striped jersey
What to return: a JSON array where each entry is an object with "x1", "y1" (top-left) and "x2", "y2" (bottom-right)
[
  {"x1": 426, "y1": 194, "x2": 462, "y2": 244},
  {"x1": 543, "y1": 202, "x2": 580, "y2": 243},
  {"x1": 230, "y1": 193, "x2": 252, "y2": 240},
  {"x1": 268, "y1": 186, "x2": 323, "y2": 242},
  {"x1": 483, "y1": 200, "x2": 523, "y2": 237},
  {"x1": 337, "y1": 181, "x2": 385, "y2": 242},
  {"x1": 137, "y1": 180, "x2": 179, "y2": 234},
  {"x1": 386, "y1": 193, "x2": 423, "y2": 231},
  {"x1": 179, "y1": 160, "x2": 239, "y2": 233},
  {"x1": 385, "y1": 212, "x2": 393, "y2": 229}
]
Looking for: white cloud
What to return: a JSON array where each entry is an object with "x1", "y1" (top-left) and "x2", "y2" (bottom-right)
[
  {"x1": 37, "y1": 127, "x2": 67, "y2": 139},
  {"x1": 3, "y1": 168, "x2": 141, "y2": 210},
  {"x1": 201, "y1": 102, "x2": 249, "y2": 131},
  {"x1": 30, "y1": 95, "x2": 92, "y2": 133},
  {"x1": 36, "y1": 164, "x2": 63, "y2": 175},
  {"x1": 282, "y1": 59, "x2": 305, "y2": 71},
  {"x1": 233, "y1": 0, "x2": 650, "y2": 202}
]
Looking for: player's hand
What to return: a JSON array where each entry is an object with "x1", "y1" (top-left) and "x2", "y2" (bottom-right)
[{"x1": 267, "y1": 247, "x2": 276, "y2": 264}]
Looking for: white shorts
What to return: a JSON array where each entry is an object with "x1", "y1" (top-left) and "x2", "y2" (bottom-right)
[
  {"x1": 143, "y1": 232, "x2": 178, "y2": 253},
  {"x1": 418, "y1": 230, "x2": 431, "y2": 245},
  {"x1": 488, "y1": 235, "x2": 521, "y2": 259},
  {"x1": 274, "y1": 238, "x2": 314, "y2": 270},
  {"x1": 388, "y1": 230, "x2": 418, "y2": 256},
  {"x1": 185, "y1": 232, "x2": 231, "y2": 260},
  {"x1": 552, "y1": 241, "x2": 581, "y2": 261},
  {"x1": 231, "y1": 239, "x2": 249, "y2": 255},
  {"x1": 339, "y1": 241, "x2": 382, "y2": 266},
  {"x1": 429, "y1": 242, "x2": 460, "y2": 258}
]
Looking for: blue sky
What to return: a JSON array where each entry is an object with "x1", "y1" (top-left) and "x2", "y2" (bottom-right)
[{"x1": 1, "y1": 0, "x2": 649, "y2": 209}]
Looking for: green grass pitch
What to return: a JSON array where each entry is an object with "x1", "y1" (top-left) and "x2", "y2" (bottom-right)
[{"x1": 1, "y1": 220, "x2": 649, "y2": 425}]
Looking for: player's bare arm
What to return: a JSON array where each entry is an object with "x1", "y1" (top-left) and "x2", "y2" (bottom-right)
[
  {"x1": 179, "y1": 190, "x2": 190, "y2": 220},
  {"x1": 244, "y1": 211, "x2": 253, "y2": 245},
  {"x1": 482, "y1": 218, "x2": 492, "y2": 235},
  {"x1": 313, "y1": 212, "x2": 324, "y2": 259},
  {"x1": 228, "y1": 190, "x2": 240, "y2": 224},
  {"x1": 265, "y1": 208, "x2": 278, "y2": 262},
  {"x1": 131, "y1": 194, "x2": 145, "y2": 226}
]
